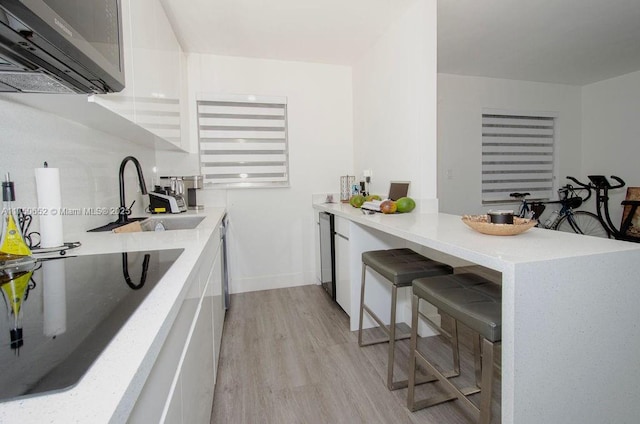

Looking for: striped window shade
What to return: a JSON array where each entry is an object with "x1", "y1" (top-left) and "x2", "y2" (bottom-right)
[
  {"x1": 198, "y1": 94, "x2": 289, "y2": 188},
  {"x1": 482, "y1": 113, "x2": 555, "y2": 204}
]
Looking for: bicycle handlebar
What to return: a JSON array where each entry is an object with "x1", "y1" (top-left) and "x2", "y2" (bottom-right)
[
  {"x1": 566, "y1": 176, "x2": 588, "y2": 188},
  {"x1": 560, "y1": 180, "x2": 592, "y2": 203},
  {"x1": 566, "y1": 175, "x2": 626, "y2": 191},
  {"x1": 610, "y1": 175, "x2": 626, "y2": 189}
]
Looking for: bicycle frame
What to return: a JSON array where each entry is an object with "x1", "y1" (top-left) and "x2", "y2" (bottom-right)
[{"x1": 565, "y1": 175, "x2": 633, "y2": 240}]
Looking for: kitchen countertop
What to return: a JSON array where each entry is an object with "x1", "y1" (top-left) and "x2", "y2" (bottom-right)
[
  {"x1": 0, "y1": 207, "x2": 226, "y2": 424},
  {"x1": 313, "y1": 201, "x2": 640, "y2": 270}
]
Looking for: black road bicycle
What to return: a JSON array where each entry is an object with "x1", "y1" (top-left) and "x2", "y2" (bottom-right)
[{"x1": 510, "y1": 182, "x2": 610, "y2": 238}]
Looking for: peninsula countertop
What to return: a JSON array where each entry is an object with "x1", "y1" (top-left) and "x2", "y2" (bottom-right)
[
  {"x1": 0, "y1": 207, "x2": 226, "y2": 424},
  {"x1": 313, "y1": 201, "x2": 640, "y2": 271}
]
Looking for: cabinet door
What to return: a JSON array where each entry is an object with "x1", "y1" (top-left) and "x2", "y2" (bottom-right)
[
  {"x1": 127, "y1": 285, "x2": 200, "y2": 423},
  {"x1": 161, "y1": 374, "x2": 182, "y2": 424},
  {"x1": 335, "y1": 232, "x2": 351, "y2": 315},
  {"x1": 211, "y1": 240, "x2": 225, "y2": 378},
  {"x1": 181, "y1": 288, "x2": 215, "y2": 424},
  {"x1": 129, "y1": 0, "x2": 182, "y2": 146},
  {"x1": 94, "y1": 0, "x2": 183, "y2": 148},
  {"x1": 92, "y1": 0, "x2": 135, "y2": 121}
]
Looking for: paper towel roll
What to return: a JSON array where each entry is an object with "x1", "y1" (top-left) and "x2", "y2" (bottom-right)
[
  {"x1": 35, "y1": 167, "x2": 64, "y2": 248},
  {"x1": 42, "y1": 259, "x2": 67, "y2": 337}
]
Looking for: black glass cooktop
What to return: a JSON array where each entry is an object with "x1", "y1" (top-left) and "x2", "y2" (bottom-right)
[{"x1": 0, "y1": 249, "x2": 183, "y2": 402}]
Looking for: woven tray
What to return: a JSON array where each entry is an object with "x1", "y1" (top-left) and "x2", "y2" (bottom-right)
[{"x1": 462, "y1": 215, "x2": 537, "y2": 236}]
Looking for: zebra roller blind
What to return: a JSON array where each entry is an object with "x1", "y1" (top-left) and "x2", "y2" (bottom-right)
[
  {"x1": 198, "y1": 94, "x2": 289, "y2": 187},
  {"x1": 482, "y1": 113, "x2": 555, "y2": 204}
]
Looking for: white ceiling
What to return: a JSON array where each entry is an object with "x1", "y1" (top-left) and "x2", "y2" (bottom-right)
[
  {"x1": 161, "y1": 0, "x2": 640, "y2": 86},
  {"x1": 438, "y1": 0, "x2": 640, "y2": 85},
  {"x1": 160, "y1": 0, "x2": 414, "y2": 66}
]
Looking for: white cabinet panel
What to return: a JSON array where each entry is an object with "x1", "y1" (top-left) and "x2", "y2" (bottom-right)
[
  {"x1": 335, "y1": 215, "x2": 350, "y2": 238},
  {"x1": 211, "y1": 242, "x2": 225, "y2": 378},
  {"x1": 94, "y1": 0, "x2": 184, "y2": 149},
  {"x1": 181, "y1": 297, "x2": 215, "y2": 424},
  {"x1": 127, "y1": 295, "x2": 198, "y2": 423},
  {"x1": 335, "y1": 231, "x2": 351, "y2": 315},
  {"x1": 161, "y1": 374, "x2": 182, "y2": 424},
  {"x1": 130, "y1": 233, "x2": 223, "y2": 423}
]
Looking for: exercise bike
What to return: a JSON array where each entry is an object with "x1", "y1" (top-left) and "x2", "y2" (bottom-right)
[{"x1": 566, "y1": 175, "x2": 640, "y2": 242}]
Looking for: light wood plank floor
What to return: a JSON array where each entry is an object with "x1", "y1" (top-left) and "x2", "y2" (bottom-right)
[{"x1": 210, "y1": 285, "x2": 501, "y2": 424}]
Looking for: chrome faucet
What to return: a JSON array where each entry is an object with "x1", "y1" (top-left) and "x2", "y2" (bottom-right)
[{"x1": 117, "y1": 156, "x2": 148, "y2": 225}]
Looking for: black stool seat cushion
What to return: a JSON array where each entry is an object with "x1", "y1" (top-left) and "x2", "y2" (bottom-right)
[
  {"x1": 412, "y1": 273, "x2": 502, "y2": 342},
  {"x1": 362, "y1": 248, "x2": 453, "y2": 287}
]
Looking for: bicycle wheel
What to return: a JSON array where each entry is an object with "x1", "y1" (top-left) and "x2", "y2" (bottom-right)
[{"x1": 555, "y1": 211, "x2": 610, "y2": 238}]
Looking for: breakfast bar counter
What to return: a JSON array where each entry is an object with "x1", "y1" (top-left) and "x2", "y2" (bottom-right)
[{"x1": 313, "y1": 201, "x2": 640, "y2": 424}]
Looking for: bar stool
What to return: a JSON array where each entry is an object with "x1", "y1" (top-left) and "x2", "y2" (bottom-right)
[
  {"x1": 358, "y1": 248, "x2": 454, "y2": 390},
  {"x1": 408, "y1": 273, "x2": 502, "y2": 424}
]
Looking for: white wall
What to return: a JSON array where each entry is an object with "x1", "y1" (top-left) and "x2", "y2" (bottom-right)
[
  {"x1": 0, "y1": 98, "x2": 155, "y2": 238},
  {"x1": 352, "y1": 0, "x2": 438, "y2": 200},
  {"x1": 158, "y1": 54, "x2": 354, "y2": 293},
  {"x1": 437, "y1": 74, "x2": 583, "y2": 215},
  {"x1": 582, "y1": 70, "x2": 640, "y2": 223}
]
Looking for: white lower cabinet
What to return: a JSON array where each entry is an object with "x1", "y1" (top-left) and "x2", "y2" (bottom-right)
[
  {"x1": 163, "y1": 374, "x2": 182, "y2": 424},
  {"x1": 334, "y1": 217, "x2": 351, "y2": 314},
  {"x1": 180, "y1": 290, "x2": 215, "y2": 424},
  {"x1": 211, "y1": 243, "x2": 225, "y2": 380},
  {"x1": 129, "y1": 227, "x2": 225, "y2": 423}
]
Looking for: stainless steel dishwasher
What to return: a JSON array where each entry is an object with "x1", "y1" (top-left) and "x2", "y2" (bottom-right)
[{"x1": 221, "y1": 213, "x2": 230, "y2": 309}]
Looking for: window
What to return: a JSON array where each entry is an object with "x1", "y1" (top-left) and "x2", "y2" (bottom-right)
[
  {"x1": 481, "y1": 112, "x2": 555, "y2": 205},
  {"x1": 198, "y1": 94, "x2": 289, "y2": 188}
]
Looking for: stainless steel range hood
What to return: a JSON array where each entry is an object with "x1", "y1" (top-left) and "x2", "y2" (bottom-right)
[{"x1": 0, "y1": 1, "x2": 125, "y2": 94}]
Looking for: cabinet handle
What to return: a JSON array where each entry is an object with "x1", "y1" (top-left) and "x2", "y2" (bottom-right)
[{"x1": 336, "y1": 233, "x2": 349, "y2": 241}]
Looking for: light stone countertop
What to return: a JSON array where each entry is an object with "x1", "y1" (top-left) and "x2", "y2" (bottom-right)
[
  {"x1": 313, "y1": 201, "x2": 640, "y2": 271},
  {"x1": 0, "y1": 207, "x2": 226, "y2": 424}
]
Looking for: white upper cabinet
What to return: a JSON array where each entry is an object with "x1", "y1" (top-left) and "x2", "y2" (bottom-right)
[
  {"x1": 90, "y1": 0, "x2": 136, "y2": 123},
  {"x1": 94, "y1": 0, "x2": 185, "y2": 149}
]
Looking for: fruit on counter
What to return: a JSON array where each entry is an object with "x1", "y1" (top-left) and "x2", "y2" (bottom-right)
[
  {"x1": 380, "y1": 200, "x2": 397, "y2": 214},
  {"x1": 349, "y1": 194, "x2": 366, "y2": 208},
  {"x1": 365, "y1": 194, "x2": 382, "y2": 201},
  {"x1": 396, "y1": 197, "x2": 416, "y2": 213}
]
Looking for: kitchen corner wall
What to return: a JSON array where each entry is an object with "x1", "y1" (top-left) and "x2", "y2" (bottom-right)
[
  {"x1": 157, "y1": 54, "x2": 353, "y2": 294},
  {"x1": 582, "y1": 69, "x2": 640, "y2": 221},
  {"x1": 352, "y1": 0, "x2": 438, "y2": 200},
  {"x1": 0, "y1": 97, "x2": 155, "y2": 238}
]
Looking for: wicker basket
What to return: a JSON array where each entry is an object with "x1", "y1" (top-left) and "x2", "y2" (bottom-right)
[{"x1": 462, "y1": 215, "x2": 537, "y2": 236}]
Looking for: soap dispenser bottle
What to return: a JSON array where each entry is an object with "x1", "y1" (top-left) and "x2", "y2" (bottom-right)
[{"x1": 0, "y1": 173, "x2": 31, "y2": 260}]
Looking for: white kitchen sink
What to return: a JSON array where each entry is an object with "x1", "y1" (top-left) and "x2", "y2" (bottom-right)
[{"x1": 140, "y1": 216, "x2": 205, "y2": 231}]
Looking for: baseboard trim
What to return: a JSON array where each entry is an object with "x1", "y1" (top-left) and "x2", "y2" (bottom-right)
[{"x1": 230, "y1": 271, "x2": 316, "y2": 294}]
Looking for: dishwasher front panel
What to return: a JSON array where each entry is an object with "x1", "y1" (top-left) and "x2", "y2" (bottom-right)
[{"x1": 318, "y1": 212, "x2": 336, "y2": 300}]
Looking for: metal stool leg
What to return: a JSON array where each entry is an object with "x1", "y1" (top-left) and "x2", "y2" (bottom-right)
[
  {"x1": 474, "y1": 334, "x2": 483, "y2": 388},
  {"x1": 387, "y1": 285, "x2": 398, "y2": 390},
  {"x1": 479, "y1": 338, "x2": 495, "y2": 424},
  {"x1": 358, "y1": 262, "x2": 367, "y2": 346},
  {"x1": 449, "y1": 316, "x2": 461, "y2": 376},
  {"x1": 407, "y1": 294, "x2": 420, "y2": 410}
]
